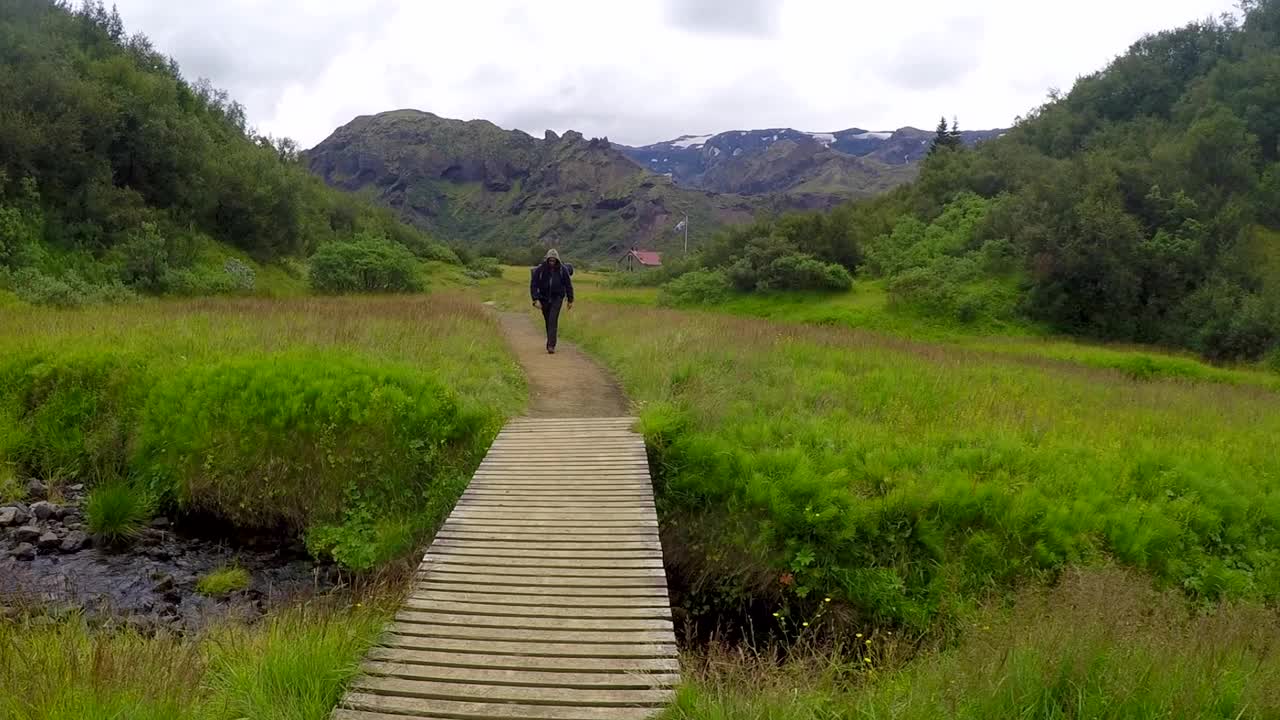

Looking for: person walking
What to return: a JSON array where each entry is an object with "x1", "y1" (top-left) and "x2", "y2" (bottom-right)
[{"x1": 530, "y1": 249, "x2": 574, "y2": 354}]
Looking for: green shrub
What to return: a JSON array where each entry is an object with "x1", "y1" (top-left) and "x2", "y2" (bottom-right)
[
  {"x1": 1265, "y1": 348, "x2": 1280, "y2": 374},
  {"x1": 86, "y1": 480, "x2": 153, "y2": 545},
  {"x1": 135, "y1": 352, "x2": 473, "y2": 533},
  {"x1": 464, "y1": 256, "x2": 501, "y2": 280},
  {"x1": 0, "y1": 352, "x2": 147, "y2": 481},
  {"x1": 308, "y1": 234, "x2": 423, "y2": 294},
  {"x1": 660, "y1": 269, "x2": 733, "y2": 307},
  {"x1": 1, "y1": 268, "x2": 137, "y2": 307},
  {"x1": 196, "y1": 566, "x2": 251, "y2": 597}
]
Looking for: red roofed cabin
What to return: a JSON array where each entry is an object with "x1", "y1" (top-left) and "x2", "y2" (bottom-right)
[{"x1": 619, "y1": 249, "x2": 662, "y2": 272}]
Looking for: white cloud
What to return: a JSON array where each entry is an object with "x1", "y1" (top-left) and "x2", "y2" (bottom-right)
[{"x1": 110, "y1": 0, "x2": 1241, "y2": 148}]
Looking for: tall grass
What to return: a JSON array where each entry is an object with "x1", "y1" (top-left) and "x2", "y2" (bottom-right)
[
  {"x1": 0, "y1": 296, "x2": 524, "y2": 569},
  {"x1": 0, "y1": 601, "x2": 390, "y2": 720},
  {"x1": 85, "y1": 480, "x2": 152, "y2": 545},
  {"x1": 563, "y1": 303, "x2": 1280, "y2": 632},
  {"x1": 668, "y1": 569, "x2": 1280, "y2": 719}
]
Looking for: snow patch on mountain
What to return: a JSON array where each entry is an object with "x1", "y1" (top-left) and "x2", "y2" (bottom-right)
[
  {"x1": 852, "y1": 131, "x2": 894, "y2": 140},
  {"x1": 672, "y1": 134, "x2": 713, "y2": 149},
  {"x1": 808, "y1": 132, "x2": 837, "y2": 145}
]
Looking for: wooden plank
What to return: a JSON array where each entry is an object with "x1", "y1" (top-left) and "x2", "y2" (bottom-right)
[
  {"x1": 440, "y1": 520, "x2": 656, "y2": 530},
  {"x1": 390, "y1": 622, "x2": 672, "y2": 645},
  {"x1": 367, "y1": 647, "x2": 679, "y2": 673},
  {"x1": 396, "y1": 611, "x2": 673, "y2": 632},
  {"x1": 352, "y1": 676, "x2": 671, "y2": 707},
  {"x1": 411, "y1": 583, "x2": 669, "y2": 599},
  {"x1": 446, "y1": 509, "x2": 657, "y2": 520},
  {"x1": 415, "y1": 573, "x2": 666, "y2": 589},
  {"x1": 422, "y1": 564, "x2": 667, "y2": 579},
  {"x1": 343, "y1": 693, "x2": 660, "y2": 720},
  {"x1": 454, "y1": 501, "x2": 656, "y2": 510},
  {"x1": 407, "y1": 589, "x2": 670, "y2": 608},
  {"x1": 380, "y1": 634, "x2": 678, "y2": 658},
  {"x1": 361, "y1": 661, "x2": 680, "y2": 690},
  {"x1": 439, "y1": 524, "x2": 655, "y2": 537},
  {"x1": 427, "y1": 543, "x2": 664, "y2": 559},
  {"x1": 422, "y1": 554, "x2": 664, "y2": 569},
  {"x1": 401, "y1": 599, "x2": 671, "y2": 619},
  {"x1": 433, "y1": 532, "x2": 658, "y2": 545}
]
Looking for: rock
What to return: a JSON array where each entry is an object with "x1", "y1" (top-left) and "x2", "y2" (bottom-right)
[
  {"x1": 59, "y1": 531, "x2": 90, "y2": 553},
  {"x1": 69, "y1": 484, "x2": 85, "y2": 493},
  {"x1": 152, "y1": 574, "x2": 176, "y2": 593},
  {"x1": 544, "y1": 129, "x2": 559, "y2": 142},
  {"x1": 37, "y1": 531, "x2": 61, "y2": 551},
  {"x1": 26, "y1": 479, "x2": 47, "y2": 501},
  {"x1": 149, "y1": 517, "x2": 171, "y2": 529},
  {"x1": 64, "y1": 522, "x2": 83, "y2": 531},
  {"x1": 12, "y1": 543, "x2": 35, "y2": 561},
  {"x1": 13, "y1": 525, "x2": 41, "y2": 544},
  {"x1": 0, "y1": 505, "x2": 30, "y2": 526},
  {"x1": 30, "y1": 501, "x2": 58, "y2": 521},
  {"x1": 144, "y1": 545, "x2": 172, "y2": 561},
  {"x1": 139, "y1": 528, "x2": 165, "y2": 546}
]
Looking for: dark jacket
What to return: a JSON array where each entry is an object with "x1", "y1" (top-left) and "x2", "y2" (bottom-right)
[{"x1": 531, "y1": 261, "x2": 574, "y2": 302}]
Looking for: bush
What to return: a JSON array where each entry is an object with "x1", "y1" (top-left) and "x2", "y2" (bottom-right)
[
  {"x1": 464, "y1": 256, "x2": 501, "y2": 279},
  {"x1": 308, "y1": 234, "x2": 422, "y2": 294},
  {"x1": 1, "y1": 267, "x2": 137, "y2": 307},
  {"x1": 196, "y1": 566, "x2": 251, "y2": 597},
  {"x1": 135, "y1": 353, "x2": 474, "y2": 533},
  {"x1": 86, "y1": 480, "x2": 153, "y2": 545},
  {"x1": 660, "y1": 269, "x2": 733, "y2": 306}
]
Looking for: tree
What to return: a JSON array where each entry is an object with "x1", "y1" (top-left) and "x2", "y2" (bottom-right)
[{"x1": 930, "y1": 116, "x2": 962, "y2": 155}]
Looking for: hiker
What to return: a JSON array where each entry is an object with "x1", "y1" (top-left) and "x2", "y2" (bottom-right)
[{"x1": 530, "y1": 249, "x2": 574, "y2": 354}]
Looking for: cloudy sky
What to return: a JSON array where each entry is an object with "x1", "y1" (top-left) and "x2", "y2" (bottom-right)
[{"x1": 110, "y1": 0, "x2": 1239, "y2": 149}]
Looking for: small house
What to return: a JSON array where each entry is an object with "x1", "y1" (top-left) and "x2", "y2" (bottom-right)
[{"x1": 618, "y1": 249, "x2": 662, "y2": 272}]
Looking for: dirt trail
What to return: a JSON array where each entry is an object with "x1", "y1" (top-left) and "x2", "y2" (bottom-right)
[{"x1": 496, "y1": 309, "x2": 629, "y2": 417}]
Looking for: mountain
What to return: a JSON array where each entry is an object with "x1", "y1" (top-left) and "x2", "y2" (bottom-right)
[
  {"x1": 0, "y1": 1, "x2": 453, "y2": 306},
  {"x1": 618, "y1": 126, "x2": 1003, "y2": 195},
  {"x1": 307, "y1": 110, "x2": 762, "y2": 259}
]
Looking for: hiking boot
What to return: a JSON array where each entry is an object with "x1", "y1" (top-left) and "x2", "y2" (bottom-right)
[{"x1": 548, "y1": 346, "x2": 556, "y2": 354}]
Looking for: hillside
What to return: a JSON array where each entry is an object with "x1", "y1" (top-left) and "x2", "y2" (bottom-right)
[
  {"x1": 0, "y1": 0, "x2": 453, "y2": 305},
  {"x1": 659, "y1": 5, "x2": 1280, "y2": 365},
  {"x1": 618, "y1": 126, "x2": 1002, "y2": 195},
  {"x1": 306, "y1": 111, "x2": 761, "y2": 260}
]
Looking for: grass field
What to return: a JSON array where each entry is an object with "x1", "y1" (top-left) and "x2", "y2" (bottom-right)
[
  {"x1": 545, "y1": 292, "x2": 1280, "y2": 715},
  {"x1": 0, "y1": 294, "x2": 525, "y2": 719}
]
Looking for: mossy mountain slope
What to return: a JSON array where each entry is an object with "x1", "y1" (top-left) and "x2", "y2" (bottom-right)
[{"x1": 306, "y1": 110, "x2": 760, "y2": 259}]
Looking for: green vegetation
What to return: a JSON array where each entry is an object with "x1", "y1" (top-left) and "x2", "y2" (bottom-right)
[
  {"x1": 0, "y1": 1, "x2": 454, "y2": 306},
  {"x1": 85, "y1": 480, "x2": 152, "y2": 545},
  {"x1": 564, "y1": 303, "x2": 1280, "y2": 633},
  {"x1": 308, "y1": 234, "x2": 424, "y2": 294},
  {"x1": 0, "y1": 295, "x2": 524, "y2": 569},
  {"x1": 0, "y1": 601, "x2": 389, "y2": 720},
  {"x1": 667, "y1": 569, "x2": 1280, "y2": 720},
  {"x1": 647, "y1": 1, "x2": 1280, "y2": 363},
  {"x1": 196, "y1": 567, "x2": 251, "y2": 597}
]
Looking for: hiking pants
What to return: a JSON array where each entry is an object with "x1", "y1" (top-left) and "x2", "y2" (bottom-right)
[{"x1": 540, "y1": 295, "x2": 564, "y2": 348}]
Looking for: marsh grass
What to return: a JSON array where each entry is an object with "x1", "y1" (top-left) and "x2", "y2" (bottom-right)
[
  {"x1": 564, "y1": 303, "x2": 1280, "y2": 631},
  {"x1": 84, "y1": 480, "x2": 152, "y2": 545},
  {"x1": 667, "y1": 569, "x2": 1280, "y2": 719},
  {"x1": 196, "y1": 566, "x2": 251, "y2": 597},
  {"x1": 0, "y1": 295, "x2": 524, "y2": 569},
  {"x1": 0, "y1": 597, "x2": 392, "y2": 720}
]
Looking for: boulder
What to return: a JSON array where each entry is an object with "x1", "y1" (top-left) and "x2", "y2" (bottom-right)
[
  {"x1": 37, "y1": 531, "x2": 61, "y2": 551},
  {"x1": 30, "y1": 501, "x2": 59, "y2": 521},
  {"x1": 13, "y1": 526, "x2": 41, "y2": 544},
  {"x1": 26, "y1": 479, "x2": 47, "y2": 501},
  {"x1": 149, "y1": 517, "x2": 171, "y2": 529},
  {"x1": 0, "y1": 506, "x2": 26, "y2": 526},
  {"x1": 12, "y1": 543, "x2": 35, "y2": 561},
  {"x1": 59, "y1": 531, "x2": 90, "y2": 553}
]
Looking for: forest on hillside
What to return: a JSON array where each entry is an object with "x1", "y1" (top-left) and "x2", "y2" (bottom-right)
[
  {"x1": 663, "y1": 1, "x2": 1280, "y2": 364},
  {"x1": 0, "y1": 0, "x2": 452, "y2": 303}
]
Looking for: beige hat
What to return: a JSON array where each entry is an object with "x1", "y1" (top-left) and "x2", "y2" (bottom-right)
[{"x1": 545, "y1": 249, "x2": 560, "y2": 261}]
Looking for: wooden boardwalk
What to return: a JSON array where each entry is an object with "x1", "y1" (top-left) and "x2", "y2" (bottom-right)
[{"x1": 334, "y1": 417, "x2": 679, "y2": 720}]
